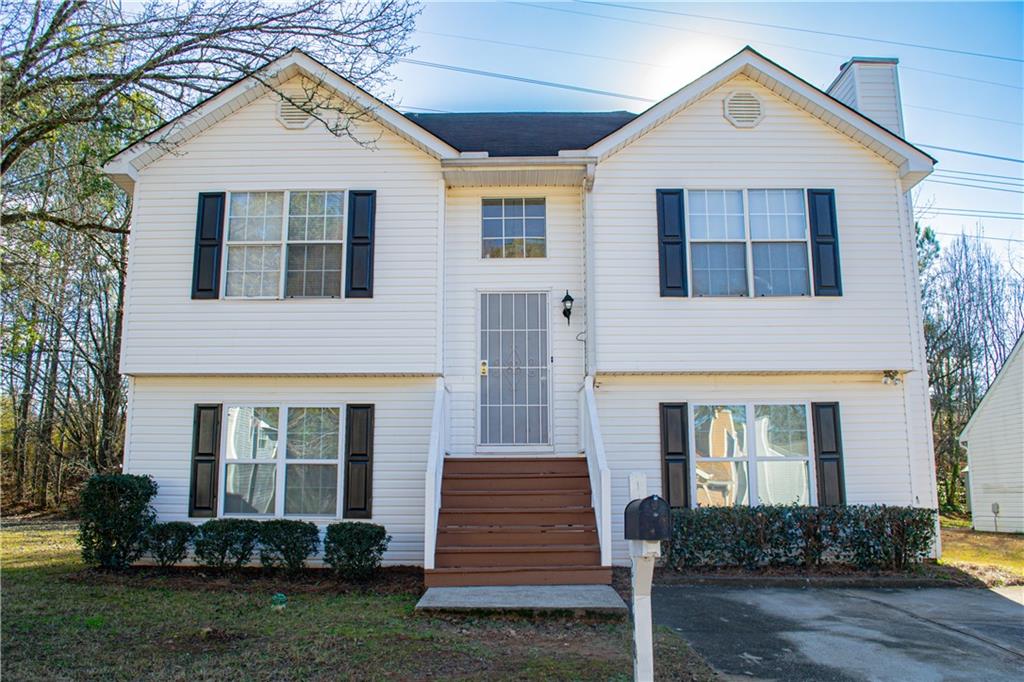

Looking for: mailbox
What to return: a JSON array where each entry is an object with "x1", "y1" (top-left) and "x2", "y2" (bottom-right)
[{"x1": 624, "y1": 494, "x2": 672, "y2": 541}]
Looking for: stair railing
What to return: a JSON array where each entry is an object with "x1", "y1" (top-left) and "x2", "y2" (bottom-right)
[
  {"x1": 423, "y1": 377, "x2": 450, "y2": 571},
  {"x1": 578, "y1": 375, "x2": 612, "y2": 566}
]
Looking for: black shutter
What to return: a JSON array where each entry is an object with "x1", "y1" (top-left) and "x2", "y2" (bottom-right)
[
  {"x1": 656, "y1": 189, "x2": 688, "y2": 297},
  {"x1": 345, "y1": 190, "x2": 377, "y2": 298},
  {"x1": 189, "y1": 404, "x2": 222, "y2": 517},
  {"x1": 343, "y1": 404, "x2": 375, "y2": 518},
  {"x1": 191, "y1": 193, "x2": 225, "y2": 299},
  {"x1": 807, "y1": 189, "x2": 842, "y2": 296},
  {"x1": 660, "y1": 403, "x2": 690, "y2": 509},
  {"x1": 811, "y1": 402, "x2": 846, "y2": 506}
]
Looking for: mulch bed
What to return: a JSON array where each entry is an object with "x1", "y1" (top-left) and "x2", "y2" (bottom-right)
[{"x1": 65, "y1": 564, "x2": 425, "y2": 596}]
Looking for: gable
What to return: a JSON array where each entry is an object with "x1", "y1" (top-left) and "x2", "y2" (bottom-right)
[
  {"x1": 586, "y1": 48, "x2": 933, "y2": 191},
  {"x1": 961, "y1": 334, "x2": 1024, "y2": 440}
]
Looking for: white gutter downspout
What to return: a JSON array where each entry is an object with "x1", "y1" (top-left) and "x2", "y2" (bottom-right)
[{"x1": 583, "y1": 163, "x2": 596, "y2": 375}]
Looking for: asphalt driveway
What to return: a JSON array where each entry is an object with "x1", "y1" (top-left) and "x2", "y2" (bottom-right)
[{"x1": 653, "y1": 585, "x2": 1024, "y2": 681}]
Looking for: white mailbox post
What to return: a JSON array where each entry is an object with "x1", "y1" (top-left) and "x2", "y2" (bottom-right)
[{"x1": 627, "y1": 473, "x2": 661, "y2": 682}]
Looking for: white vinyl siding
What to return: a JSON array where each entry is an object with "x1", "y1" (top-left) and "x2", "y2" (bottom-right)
[
  {"x1": 122, "y1": 77, "x2": 442, "y2": 375},
  {"x1": 124, "y1": 375, "x2": 435, "y2": 564},
  {"x1": 445, "y1": 186, "x2": 583, "y2": 455},
  {"x1": 590, "y1": 74, "x2": 917, "y2": 373},
  {"x1": 595, "y1": 373, "x2": 923, "y2": 564},
  {"x1": 963, "y1": 343, "x2": 1024, "y2": 533}
]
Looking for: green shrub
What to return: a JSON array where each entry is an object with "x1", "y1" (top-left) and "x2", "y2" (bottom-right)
[
  {"x1": 323, "y1": 522, "x2": 390, "y2": 580},
  {"x1": 78, "y1": 474, "x2": 158, "y2": 569},
  {"x1": 146, "y1": 522, "x2": 197, "y2": 567},
  {"x1": 259, "y1": 520, "x2": 320, "y2": 573},
  {"x1": 666, "y1": 505, "x2": 936, "y2": 572},
  {"x1": 193, "y1": 519, "x2": 261, "y2": 570}
]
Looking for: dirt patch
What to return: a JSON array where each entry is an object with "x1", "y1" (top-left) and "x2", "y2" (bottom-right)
[{"x1": 66, "y1": 564, "x2": 425, "y2": 596}]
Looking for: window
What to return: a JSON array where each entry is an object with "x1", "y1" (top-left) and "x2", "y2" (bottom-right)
[
  {"x1": 687, "y1": 189, "x2": 811, "y2": 297},
  {"x1": 691, "y1": 402, "x2": 813, "y2": 507},
  {"x1": 482, "y1": 198, "x2": 546, "y2": 258},
  {"x1": 222, "y1": 405, "x2": 342, "y2": 517},
  {"x1": 225, "y1": 190, "x2": 344, "y2": 298}
]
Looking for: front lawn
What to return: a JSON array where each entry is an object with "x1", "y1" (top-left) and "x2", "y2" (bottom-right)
[
  {"x1": 1, "y1": 522, "x2": 715, "y2": 681},
  {"x1": 940, "y1": 524, "x2": 1024, "y2": 577}
]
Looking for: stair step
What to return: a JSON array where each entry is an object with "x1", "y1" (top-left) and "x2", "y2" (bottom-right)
[
  {"x1": 442, "y1": 490, "x2": 592, "y2": 509},
  {"x1": 425, "y1": 565, "x2": 612, "y2": 587},
  {"x1": 444, "y1": 457, "x2": 588, "y2": 476},
  {"x1": 435, "y1": 544, "x2": 600, "y2": 568},
  {"x1": 437, "y1": 526, "x2": 597, "y2": 547},
  {"x1": 439, "y1": 507, "x2": 595, "y2": 527},
  {"x1": 443, "y1": 473, "x2": 591, "y2": 492}
]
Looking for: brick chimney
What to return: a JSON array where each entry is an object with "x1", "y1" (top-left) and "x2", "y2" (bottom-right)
[{"x1": 826, "y1": 57, "x2": 905, "y2": 137}]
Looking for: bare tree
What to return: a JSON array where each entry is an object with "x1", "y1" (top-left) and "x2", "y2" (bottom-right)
[{"x1": 1, "y1": 0, "x2": 420, "y2": 510}]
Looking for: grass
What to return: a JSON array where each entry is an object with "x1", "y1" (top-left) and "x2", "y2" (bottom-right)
[
  {"x1": 940, "y1": 525, "x2": 1024, "y2": 576},
  {"x1": 1, "y1": 522, "x2": 716, "y2": 681}
]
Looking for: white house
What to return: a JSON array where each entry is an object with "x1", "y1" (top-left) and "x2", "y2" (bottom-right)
[
  {"x1": 103, "y1": 47, "x2": 939, "y2": 586},
  {"x1": 961, "y1": 334, "x2": 1024, "y2": 533}
]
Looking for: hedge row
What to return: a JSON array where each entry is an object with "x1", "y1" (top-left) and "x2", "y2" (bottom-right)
[
  {"x1": 77, "y1": 474, "x2": 390, "y2": 579},
  {"x1": 665, "y1": 505, "x2": 937, "y2": 571}
]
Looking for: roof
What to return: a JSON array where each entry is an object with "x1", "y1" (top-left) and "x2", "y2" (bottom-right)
[
  {"x1": 103, "y1": 46, "x2": 935, "y2": 192},
  {"x1": 404, "y1": 111, "x2": 637, "y2": 157},
  {"x1": 960, "y1": 331, "x2": 1024, "y2": 440}
]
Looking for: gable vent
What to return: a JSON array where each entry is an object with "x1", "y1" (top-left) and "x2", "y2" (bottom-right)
[
  {"x1": 277, "y1": 101, "x2": 314, "y2": 129},
  {"x1": 723, "y1": 91, "x2": 763, "y2": 128}
]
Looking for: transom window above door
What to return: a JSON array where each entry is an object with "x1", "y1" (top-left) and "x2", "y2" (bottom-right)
[
  {"x1": 224, "y1": 190, "x2": 344, "y2": 298},
  {"x1": 688, "y1": 189, "x2": 811, "y2": 297},
  {"x1": 482, "y1": 198, "x2": 546, "y2": 258}
]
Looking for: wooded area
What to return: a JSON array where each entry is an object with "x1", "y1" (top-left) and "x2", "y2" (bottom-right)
[
  {"x1": 1, "y1": 1, "x2": 1021, "y2": 515},
  {"x1": 1, "y1": 0, "x2": 418, "y2": 509}
]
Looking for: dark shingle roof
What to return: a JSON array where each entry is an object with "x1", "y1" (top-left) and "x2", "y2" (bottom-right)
[{"x1": 404, "y1": 111, "x2": 638, "y2": 157}]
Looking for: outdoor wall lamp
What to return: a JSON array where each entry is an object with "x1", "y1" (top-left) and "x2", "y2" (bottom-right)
[
  {"x1": 882, "y1": 370, "x2": 903, "y2": 386},
  {"x1": 562, "y1": 290, "x2": 574, "y2": 325}
]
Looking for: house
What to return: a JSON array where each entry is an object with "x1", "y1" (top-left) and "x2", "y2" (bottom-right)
[
  {"x1": 960, "y1": 334, "x2": 1024, "y2": 533},
  {"x1": 102, "y1": 47, "x2": 939, "y2": 586}
]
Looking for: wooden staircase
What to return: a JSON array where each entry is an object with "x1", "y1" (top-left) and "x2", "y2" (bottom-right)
[{"x1": 425, "y1": 457, "x2": 611, "y2": 587}]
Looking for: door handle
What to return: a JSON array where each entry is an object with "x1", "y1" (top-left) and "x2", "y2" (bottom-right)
[{"x1": 479, "y1": 360, "x2": 488, "y2": 376}]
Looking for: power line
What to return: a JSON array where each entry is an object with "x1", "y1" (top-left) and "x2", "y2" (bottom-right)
[
  {"x1": 927, "y1": 207, "x2": 1024, "y2": 217},
  {"x1": 932, "y1": 173, "x2": 1023, "y2": 188},
  {"x1": 581, "y1": 1, "x2": 1024, "y2": 63},
  {"x1": 915, "y1": 144, "x2": 1024, "y2": 164},
  {"x1": 928, "y1": 213, "x2": 1023, "y2": 222},
  {"x1": 419, "y1": 30, "x2": 665, "y2": 68},
  {"x1": 924, "y1": 179, "x2": 1024, "y2": 194},
  {"x1": 400, "y1": 58, "x2": 1023, "y2": 164},
  {"x1": 931, "y1": 231, "x2": 1024, "y2": 243},
  {"x1": 399, "y1": 58, "x2": 656, "y2": 102},
  {"x1": 936, "y1": 169, "x2": 1024, "y2": 184},
  {"x1": 512, "y1": 2, "x2": 1022, "y2": 90},
  {"x1": 905, "y1": 104, "x2": 1022, "y2": 127}
]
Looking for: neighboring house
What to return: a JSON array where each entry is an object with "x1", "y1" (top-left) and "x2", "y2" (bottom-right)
[
  {"x1": 102, "y1": 47, "x2": 939, "y2": 586},
  {"x1": 960, "y1": 334, "x2": 1024, "y2": 533}
]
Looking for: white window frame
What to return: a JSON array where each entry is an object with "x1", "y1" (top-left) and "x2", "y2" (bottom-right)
[
  {"x1": 218, "y1": 403, "x2": 346, "y2": 520},
  {"x1": 684, "y1": 188, "x2": 815, "y2": 298},
  {"x1": 480, "y1": 197, "x2": 548, "y2": 260},
  {"x1": 687, "y1": 401, "x2": 818, "y2": 508},
  {"x1": 222, "y1": 189, "x2": 346, "y2": 300}
]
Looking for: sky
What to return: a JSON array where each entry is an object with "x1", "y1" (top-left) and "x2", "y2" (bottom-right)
[{"x1": 386, "y1": 1, "x2": 1023, "y2": 253}]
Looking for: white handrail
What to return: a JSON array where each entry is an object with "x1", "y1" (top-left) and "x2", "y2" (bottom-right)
[
  {"x1": 579, "y1": 375, "x2": 612, "y2": 566},
  {"x1": 423, "y1": 377, "x2": 449, "y2": 570}
]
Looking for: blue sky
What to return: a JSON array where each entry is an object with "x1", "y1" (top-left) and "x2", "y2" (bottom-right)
[{"x1": 389, "y1": 1, "x2": 1023, "y2": 251}]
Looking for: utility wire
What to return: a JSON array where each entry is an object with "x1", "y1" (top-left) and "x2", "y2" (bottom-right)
[
  {"x1": 932, "y1": 173, "x2": 1023, "y2": 188},
  {"x1": 399, "y1": 59, "x2": 1022, "y2": 164},
  {"x1": 915, "y1": 144, "x2": 1024, "y2": 164},
  {"x1": 905, "y1": 104, "x2": 1021, "y2": 127},
  {"x1": 927, "y1": 207, "x2": 1024, "y2": 217},
  {"x1": 418, "y1": 30, "x2": 665, "y2": 68},
  {"x1": 931, "y1": 231, "x2": 1024, "y2": 242},
  {"x1": 580, "y1": 1, "x2": 1024, "y2": 63},
  {"x1": 399, "y1": 58, "x2": 656, "y2": 102},
  {"x1": 935, "y1": 169, "x2": 1024, "y2": 184},
  {"x1": 924, "y1": 179, "x2": 1024, "y2": 194}
]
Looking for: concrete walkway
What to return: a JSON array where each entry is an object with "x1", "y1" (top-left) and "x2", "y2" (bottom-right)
[
  {"x1": 415, "y1": 585, "x2": 627, "y2": 615},
  {"x1": 653, "y1": 585, "x2": 1024, "y2": 681}
]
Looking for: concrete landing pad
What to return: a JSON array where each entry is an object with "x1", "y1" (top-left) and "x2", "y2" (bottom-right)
[{"x1": 415, "y1": 585, "x2": 628, "y2": 615}]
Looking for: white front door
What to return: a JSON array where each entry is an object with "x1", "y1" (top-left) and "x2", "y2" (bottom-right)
[{"x1": 478, "y1": 292, "x2": 550, "y2": 447}]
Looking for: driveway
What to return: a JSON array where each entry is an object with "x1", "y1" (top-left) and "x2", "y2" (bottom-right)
[{"x1": 653, "y1": 585, "x2": 1024, "y2": 681}]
